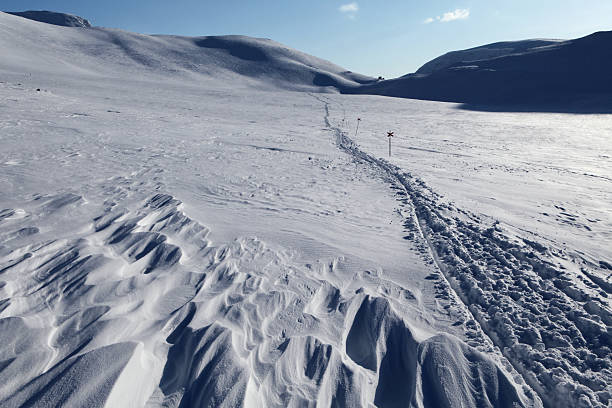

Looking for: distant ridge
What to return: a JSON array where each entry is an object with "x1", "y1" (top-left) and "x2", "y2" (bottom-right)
[
  {"x1": 5, "y1": 10, "x2": 91, "y2": 28},
  {"x1": 415, "y1": 39, "x2": 565, "y2": 74},
  {"x1": 349, "y1": 31, "x2": 612, "y2": 110}
]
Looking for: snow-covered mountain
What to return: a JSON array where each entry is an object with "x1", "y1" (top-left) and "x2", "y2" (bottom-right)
[
  {"x1": 5, "y1": 10, "x2": 92, "y2": 27},
  {"x1": 0, "y1": 10, "x2": 610, "y2": 408},
  {"x1": 353, "y1": 31, "x2": 612, "y2": 109}
]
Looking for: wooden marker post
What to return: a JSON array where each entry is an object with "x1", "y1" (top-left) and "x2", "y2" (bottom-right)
[
  {"x1": 387, "y1": 131, "x2": 394, "y2": 157},
  {"x1": 355, "y1": 118, "x2": 361, "y2": 138}
]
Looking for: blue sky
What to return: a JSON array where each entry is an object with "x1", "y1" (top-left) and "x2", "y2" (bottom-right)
[{"x1": 3, "y1": 1, "x2": 612, "y2": 78}]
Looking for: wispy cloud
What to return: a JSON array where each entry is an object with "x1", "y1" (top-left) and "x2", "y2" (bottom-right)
[
  {"x1": 440, "y1": 8, "x2": 470, "y2": 22},
  {"x1": 339, "y1": 2, "x2": 359, "y2": 19},
  {"x1": 423, "y1": 8, "x2": 470, "y2": 24}
]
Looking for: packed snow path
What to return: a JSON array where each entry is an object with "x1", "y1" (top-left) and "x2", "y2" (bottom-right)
[{"x1": 314, "y1": 94, "x2": 611, "y2": 408}]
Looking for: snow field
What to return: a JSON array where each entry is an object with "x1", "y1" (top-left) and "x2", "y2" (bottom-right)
[{"x1": 0, "y1": 77, "x2": 536, "y2": 406}]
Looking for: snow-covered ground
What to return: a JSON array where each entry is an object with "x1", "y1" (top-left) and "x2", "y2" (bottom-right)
[
  {"x1": 0, "y1": 11, "x2": 610, "y2": 408},
  {"x1": 330, "y1": 95, "x2": 611, "y2": 269},
  {"x1": 324, "y1": 95, "x2": 612, "y2": 407}
]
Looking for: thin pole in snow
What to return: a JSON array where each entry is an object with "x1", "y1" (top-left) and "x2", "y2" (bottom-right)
[
  {"x1": 387, "y1": 131, "x2": 394, "y2": 157},
  {"x1": 354, "y1": 118, "x2": 361, "y2": 138}
]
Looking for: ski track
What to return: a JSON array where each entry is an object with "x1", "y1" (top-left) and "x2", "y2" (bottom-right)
[{"x1": 312, "y1": 94, "x2": 611, "y2": 408}]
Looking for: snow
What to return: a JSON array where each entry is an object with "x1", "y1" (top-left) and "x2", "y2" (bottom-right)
[{"x1": 0, "y1": 10, "x2": 610, "y2": 408}]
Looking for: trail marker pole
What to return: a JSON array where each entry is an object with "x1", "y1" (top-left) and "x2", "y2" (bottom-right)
[
  {"x1": 354, "y1": 118, "x2": 361, "y2": 138},
  {"x1": 387, "y1": 131, "x2": 394, "y2": 157}
]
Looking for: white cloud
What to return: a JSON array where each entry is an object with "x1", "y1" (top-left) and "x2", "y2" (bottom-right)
[
  {"x1": 423, "y1": 8, "x2": 470, "y2": 24},
  {"x1": 339, "y1": 2, "x2": 358, "y2": 13},
  {"x1": 339, "y1": 2, "x2": 359, "y2": 18},
  {"x1": 440, "y1": 9, "x2": 470, "y2": 22}
]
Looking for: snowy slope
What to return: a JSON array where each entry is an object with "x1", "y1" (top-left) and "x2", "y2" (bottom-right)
[
  {"x1": 0, "y1": 11, "x2": 374, "y2": 91},
  {"x1": 1, "y1": 9, "x2": 610, "y2": 408}
]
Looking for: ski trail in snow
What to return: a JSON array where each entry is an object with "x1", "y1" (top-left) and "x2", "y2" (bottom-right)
[
  {"x1": 312, "y1": 93, "x2": 492, "y2": 343},
  {"x1": 313, "y1": 94, "x2": 612, "y2": 408},
  {"x1": 312, "y1": 90, "x2": 512, "y2": 361}
]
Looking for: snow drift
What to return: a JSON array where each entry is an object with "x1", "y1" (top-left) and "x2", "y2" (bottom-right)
[{"x1": 0, "y1": 189, "x2": 532, "y2": 407}]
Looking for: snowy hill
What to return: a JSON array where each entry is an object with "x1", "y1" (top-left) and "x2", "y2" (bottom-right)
[
  {"x1": 0, "y1": 11, "x2": 374, "y2": 91},
  {"x1": 5, "y1": 10, "x2": 92, "y2": 27},
  {"x1": 415, "y1": 39, "x2": 564, "y2": 74},
  {"x1": 352, "y1": 31, "x2": 612, "y2": 109}
]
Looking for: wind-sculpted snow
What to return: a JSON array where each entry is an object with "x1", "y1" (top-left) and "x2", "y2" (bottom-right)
[
  {"x1": 0, "y1": 71, "x2": 535, "y2": 406},
  {"x1": 317, "y1": 95, "x2": 611, "y2": 407},
  {"x1": 0, "y1": 184, "x2": 530, "y2": 407}
]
